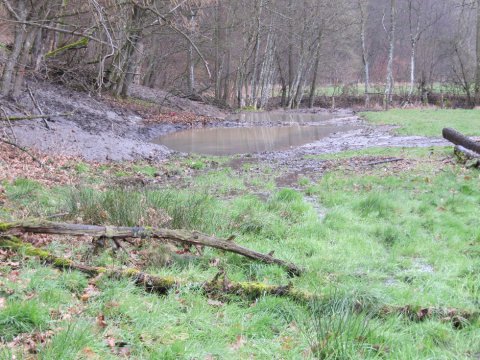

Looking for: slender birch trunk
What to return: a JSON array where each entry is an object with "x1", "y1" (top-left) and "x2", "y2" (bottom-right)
[
  {"x1": 358, "y1": 0, "x2": 370, "y2": 107},
  {"x1": 250, "y1": 0, "x2": 264, "y2": 109},
  {"x1": 187, "y1": 9, "x2": 196, "y2": 95},
  {"x1": 384, "y1": 0, "x2": 396, "y2": 109},
  {"x1": 408, "y1": 39, "x2": 417, "y2": 100}
]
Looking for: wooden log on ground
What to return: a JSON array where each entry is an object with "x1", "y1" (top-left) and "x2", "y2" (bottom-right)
[
  {"x1": 442, "y1": 128, "x2": 480, "y2": 154},
  {"x1": 1, "y1": 235, "x2": 477, "y2": 325},
  {"x1": 453, "y1": 145, "x2": 480, "y2": 160},
  {"x1": 0, "y1": 236, "x2": 310, "y2": 301},
  {"x1": 0, "y1": 220, "x2": 303, "y2": 276},
  {"x1": 454, "y1": 145, "x2": 480, "y2": 167}
]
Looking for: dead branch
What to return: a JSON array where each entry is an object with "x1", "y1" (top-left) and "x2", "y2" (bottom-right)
[
  {"x1": 0, "y1": 106, "x2": 16, "y2": 142},
  {"x1": 0, "y1": 236, "x2": 308, "y2": 300},
  {"x1": 0, "y1": 112, "x2": 74, "y2": 121},
  {"x1": 1, "y1": 220, "x2": 303, "y2": 275},
  {"x1": 364, "y1": 158, "x2": 404, "y2": 166},
  {"x1": 26, "y1": 84, "x2": 50, "y2": 129},
  {"x1": 0, "y1": 138, "x2": 43, "y2": 166}
]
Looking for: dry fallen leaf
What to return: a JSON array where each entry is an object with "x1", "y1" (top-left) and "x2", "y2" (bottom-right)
[
  {"x1": 106, "y1": 337, "x2": 116, "y2": 349},
  {"x1": 96, "y1": 314, "x2": 107, "y2": 328},
  {"x1": 207, "y1": 299, "x2": 225, "y2": 307},
  {"x1": 209, "y1": 258, "x2": 221, "y2": 267},
  {"x1": 81, "y1": 347, "x2": 98, "y2": 359},
  {"x1": 229, "y1": 335, "x2": 246, "y2": 350}
]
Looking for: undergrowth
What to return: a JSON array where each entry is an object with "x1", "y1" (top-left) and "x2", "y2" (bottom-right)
[{"x1": 1, "y1": 147, "x2": 480, "y2": 358}]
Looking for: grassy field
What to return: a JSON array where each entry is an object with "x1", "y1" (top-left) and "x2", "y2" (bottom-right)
[
  {"x1": 1, "y1": 111, "x2": 480, "y2": 358},
  {"x1": 361, "y1": 109, "x2": 480, "y2": 137}
]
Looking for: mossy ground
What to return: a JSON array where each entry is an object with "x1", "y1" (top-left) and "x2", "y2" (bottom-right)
[{"x1": 1, "y1": 111, "x2": 480, "y2": 359}]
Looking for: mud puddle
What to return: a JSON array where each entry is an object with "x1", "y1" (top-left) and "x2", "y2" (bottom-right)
[{"x1": 153, "y1": 124, "x2": 358, "y2": 156}]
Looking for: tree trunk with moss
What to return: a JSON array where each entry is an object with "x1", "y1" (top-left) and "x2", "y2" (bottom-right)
[
  {"x1": 0, "y1": 236, "x2": 309, "y2": 300},
  {"x1": 1, "y1": 235, "x2": 477, "y2": 324}
]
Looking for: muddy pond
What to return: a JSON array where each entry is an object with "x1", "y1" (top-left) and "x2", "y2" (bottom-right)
[{"x1": 153, "y1": 112, "x2": 358, "y2": 156}]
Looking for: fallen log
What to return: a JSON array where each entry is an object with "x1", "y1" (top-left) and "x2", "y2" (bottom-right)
[
  {"x1": 454, "y1": 145, "x2": 480, "y2": 167},
  {"x1": 0, "y1": 236, "x2": 310, "y2": 301},
  {"x1": 0, "y1": 220, "x2": 303, "y2": 276},
  {"x1": 442, "y1": 128, "x2": 480, "y2": 154},
  {"x1": 1, "y1": 235, "x2": 477, "y2": 325}
]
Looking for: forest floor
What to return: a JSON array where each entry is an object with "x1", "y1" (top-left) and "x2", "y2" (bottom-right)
[{"x1": 1, "y1": 86, "x2": 480, "y2": 358}]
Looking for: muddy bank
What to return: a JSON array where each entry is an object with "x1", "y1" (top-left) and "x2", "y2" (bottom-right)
[
  {"x1": 1, "y1": 81, "x2": 228, "y2": 161},
  {"x1": 2, "y1": 80, "x2": 448, "y2": 163}
]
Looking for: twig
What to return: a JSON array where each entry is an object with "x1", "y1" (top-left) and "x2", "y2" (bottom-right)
[
  {"x1": 0, "y1": 138, "x2": 43, "y2": 167},
  {"x1": 0, "y1": 112, "x2": 74, "y2": 121},
  {"x1": 26, "y1": 84, "x2": 50, "y2": 130},
  {"x1": 0, "y1": 106, "x2": 16, "y2": 142},
  {"x1": 364, "y1": 158, "x2": 404, "y2": 166}
]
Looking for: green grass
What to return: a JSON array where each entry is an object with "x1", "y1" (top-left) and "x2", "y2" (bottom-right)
[
  {"x1": 1, "y1": 143, "x2": 480, "y2": 357},
  {"x1": 0, "y1": 300, "x2": 49, "y2": 342},
  {"x1": 306, "y1": 146, "x2": 451, "y2": 161},
  {"x1": 362, "y1": 109, "x2": 480, "y2": 137}
]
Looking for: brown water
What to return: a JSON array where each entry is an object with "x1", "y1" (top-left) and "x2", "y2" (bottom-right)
[{"x1": 153, "y1": 122, "x2": 358, "y2": 155}]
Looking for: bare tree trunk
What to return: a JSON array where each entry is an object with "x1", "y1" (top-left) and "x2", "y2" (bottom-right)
[
  {"x1": 286, "y1": 0, "x2": 294, "y2": 104},
  {"x1": 358, "y1": 0, "x2": 370, "y2": 107},
  {"x1": 308, "y1": 41, "x2": 322, "y2": 108},
  {"x1": 258, "y1": 15, "x2": 276, "y2": 109},
  {"x1": 407, "y1": 0, "x2": 420, "y2": 102},
  {"x1": 308, "y1": 59, "x2": 319, "y2": 108},
  {"x1": 408, "y1": 40, "x2": 417, "y2": 100},
  {"x1": 107, "y1": 4, "x2": 144, "y2": 97},
  {"x1": 1, "y1": 0, "x2": 27, "y2": 98},
  {"x1": 186, "y1": 9, "x2": 197, "y2": 95},
  {"x1": 475, "y1": 0, "x2": 480, "y2": 105},
  {"x1": 384, "y1": 0, "x2": 396, "y2": 109},
  {"x1": 250, "y1": 0, "x2": 264, "y2": 109},
  {"x1": 12, "y1": 29, "x2": 37, "y2": 98},
  {"x1": 223, "y1": 47, "x2": 231, "y2": 102}
]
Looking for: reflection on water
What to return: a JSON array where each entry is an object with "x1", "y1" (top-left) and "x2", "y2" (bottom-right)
[
  {"x1": 225, "y1": 112, "x2": 340, "y2": 123},
  {"x1": 153, "y1": 124, "x2": 357, "y2": 156}
]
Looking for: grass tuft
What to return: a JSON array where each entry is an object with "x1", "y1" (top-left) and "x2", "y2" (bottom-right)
[{"x1": 0, "y1": 301, "x2": 49, "y2": 341}]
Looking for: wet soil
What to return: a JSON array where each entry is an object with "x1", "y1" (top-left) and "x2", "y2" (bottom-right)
[{"x1": 2, "y1": 80, "x2": 448, "y2": 164}]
